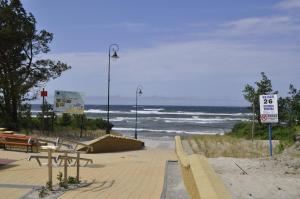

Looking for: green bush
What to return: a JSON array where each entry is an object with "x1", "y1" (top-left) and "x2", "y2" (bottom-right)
[
  {"x1": 17, "y1": 111, "x2": 113, "y2": 136},
  {"x1": 68, "y1": 176, "x2": 80, "y2": 184},
  {"x1": 60, "y1": 113, "x2": 72, "y2": 126},
  {"x1": 229, "y1": 122, "x2": 297, "y2": 149}
]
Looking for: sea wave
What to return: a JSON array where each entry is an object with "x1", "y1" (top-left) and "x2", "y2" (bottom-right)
[
  {"x1": 163, "y1": 117, "x2": 250, "y2": 124},
  {"x1": 143, "y1": 108, "x2": 165, "y2": 111},
  {"x1": 84, "y1": 109, "x2": 125, "y2": 114},
  {"x1": 130, "y1": 110, "x2": 250, "y2": 116},
  {"x1": 113, "y1": 127, "x2": 224, "y2": 135},
  {"x1": 79, "y1": 108, "x2": 252, "y2": 117},
  {"x1": 108, "y1": 116, "x2": 249, "y2": 123}
]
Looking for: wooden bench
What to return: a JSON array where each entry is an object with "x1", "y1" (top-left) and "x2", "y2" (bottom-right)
[{"x1": 0, "y1": 134, "x2": 39, "y2": 153}]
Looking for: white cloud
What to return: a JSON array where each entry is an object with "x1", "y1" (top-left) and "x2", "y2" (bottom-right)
[
  {"x1": 276, "y1": 0, "x2": 300, "y2": 9},
  {"x1": 221, "y1": 16, "x2": 300, "y2": 35},
  {"x1": 113, "y1": 22, "x2": 147, "y2": 31},
  {"x1": 42, "y1": 39, "x2": 300, "y2": 106}
]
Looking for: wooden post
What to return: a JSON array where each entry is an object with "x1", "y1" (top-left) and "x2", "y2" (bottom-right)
[
  {"x1": 76, "y1": 152, "x2": 80, "y2": 182},
  {"x1": 64, "y1": 152, "x2": 68, "y2": 185},
  {"x1": 48, "y1": 149, "x2": 53, "y2": 190}
]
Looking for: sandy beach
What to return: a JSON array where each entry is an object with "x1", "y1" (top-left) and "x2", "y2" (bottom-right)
[{"x1": 209, "y1": 156, "x2": 300, "y2": 199}]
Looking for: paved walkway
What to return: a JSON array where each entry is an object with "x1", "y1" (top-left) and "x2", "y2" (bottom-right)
[{"x1": 0, "y1": 147, "x2": 176, "y2": 199}]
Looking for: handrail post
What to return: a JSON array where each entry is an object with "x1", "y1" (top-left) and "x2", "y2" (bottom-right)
[
  {"x1": 76, "y1": 152, "x2": 80, "y2": 182},
  {"x1": 64, "y1": 152, "x2": 68, "y2": 185},
  {"x1": 47, "y1": 149, "x2": 53, "y2": 190}
]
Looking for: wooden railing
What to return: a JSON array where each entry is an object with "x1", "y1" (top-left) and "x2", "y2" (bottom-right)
[{"x1": 175, "y1": 136, "x2": 232, "y2": 199}]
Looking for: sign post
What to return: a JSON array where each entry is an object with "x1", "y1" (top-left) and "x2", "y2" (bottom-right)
[
  {"x1": 41, "y1": 88, "x2": 48, "y2": 134},
  {"x1": 259, "y1": 94, "x2": 278, "y2": 157}
]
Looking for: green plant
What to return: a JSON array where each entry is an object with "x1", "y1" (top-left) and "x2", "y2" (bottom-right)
[
  {"x1": 57, "y1": 171, "x2": 63, "y2": 181},
  {"x1": 68, "y1": 176, "x2": 80, "y2": 184},
  {"x1": 275, "y1": 142, "x2": 285, "y2": 153},
  {"x1": 38, "y1": 186, "x2": 49, "y2": 198},
  {"x1": 45, "y1": 181, "x2": 51, "y2": 190},
  {"x1": 57, "y1": 171, "x2": 68, "y2": 188},
  {"x1": 60, "y1": 113, "x2": 72, "y2": 126}
]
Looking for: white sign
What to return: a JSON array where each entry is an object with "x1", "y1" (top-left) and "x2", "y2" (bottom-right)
[
  {"x1": 54, "y1": 90, "x2": 84, "y2": 114},
  {"x1": 259, "y1": 94, "x2": 278, "y2": 123}
]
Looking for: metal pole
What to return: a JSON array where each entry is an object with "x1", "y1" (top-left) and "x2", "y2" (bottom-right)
[
  {"x1": 268, "y1": 123, "x2": 273, "y2": 157},
  {"x1": 42, "y1": 88, "x2": 45, "y2": 134},
  {"x1": 106, "y1": 50, "x2": 111, "y2": 134},
  {"x1": 135, "y1": 89, "x2": 138, "y2": 139},
  {"x1": 106, "y1": 44, "x2": 119, "y2": 134}
]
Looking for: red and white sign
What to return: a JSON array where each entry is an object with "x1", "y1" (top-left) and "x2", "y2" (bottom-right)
[
  {"x1": 41, "y1": 90, "x2": 48, "y2": 97},
  {"x1": 259, "y1": 94, "x2": 278, "y2": 123}
]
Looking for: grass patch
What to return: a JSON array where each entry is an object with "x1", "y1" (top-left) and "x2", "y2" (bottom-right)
[
  {"x1": 228, "y1": 122, "x2": 298, "y2": 150},
  {"x1": 182, "y1": 135, "x2": 279, "y2": 158},
  {"x1": 20, "y1": 128, "x2": 121, "y2": 139}
]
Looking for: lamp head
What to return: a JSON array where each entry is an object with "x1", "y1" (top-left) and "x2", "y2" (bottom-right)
[
  {"x1": 139, "y1": 89, "x2": 143, "y2": 95},
  {"x1": 111, "y1": 51, "x2": 119, "y2": 59}
]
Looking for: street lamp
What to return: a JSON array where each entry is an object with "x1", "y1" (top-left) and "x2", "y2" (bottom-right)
[
  {"x1": 135, "y1": 85, "x2": 143, "y2": 139},
  {"x1": 106, "y1": 44, "x2": 119, "y2": 134}
]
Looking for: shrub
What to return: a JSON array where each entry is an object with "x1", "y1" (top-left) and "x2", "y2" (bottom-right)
[
  {"x1": 60, "y1": 113, "x2": 72, "y2": 126},
  {"x1": 229, "y1": 122, "x2": 297, "y2": 149}
]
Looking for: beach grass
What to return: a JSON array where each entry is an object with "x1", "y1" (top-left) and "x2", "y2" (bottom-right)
[
  {"x1": 20, "y1": 128, "x2": 121, "y2": 139},
  {"x1": 182, "y1": 135, "x2": 280, "y2": 158}
]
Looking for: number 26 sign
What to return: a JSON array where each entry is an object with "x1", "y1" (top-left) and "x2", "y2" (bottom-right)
[{"x1": 259, "y1": 94, "x2": 278, "y2": 123}]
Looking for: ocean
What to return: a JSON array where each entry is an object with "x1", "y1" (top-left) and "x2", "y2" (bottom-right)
[{"x1": 32, "y1": 105, "x2": 251, "y2": 138}]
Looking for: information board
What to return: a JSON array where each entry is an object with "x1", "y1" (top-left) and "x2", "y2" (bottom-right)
[
  {"x1": 54, "y1": 90, "x2": 84, "y2": 114},
  {"x1": 259, "y1": 94, "x2": 278, "y2": 123}
]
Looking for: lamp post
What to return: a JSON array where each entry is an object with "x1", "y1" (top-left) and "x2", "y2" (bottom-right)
[
  {"x1": 106, "y1": 44, "x2": 119, "y2": 134},
  {"x1": 135, "y1": 85, "x2": 143, "y2": 139}
]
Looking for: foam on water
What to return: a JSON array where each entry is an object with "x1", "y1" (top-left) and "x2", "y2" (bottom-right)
[
  {"x1": 112, "y1": 127, "x2": 223, "y2": 135},
  {"x1": 31, "y1": 105, "x2": 251, "y2": 137}
]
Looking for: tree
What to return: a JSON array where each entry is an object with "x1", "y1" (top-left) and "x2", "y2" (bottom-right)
[
  {"x1": 243, "y1": 72, "x2": 276, "y2": 124},
  {"x1": 243, "y1": 84, "x2": 256, "y2": 141},
  {"x1": 286, "y1": 84, "x2": 300, "y2": 125},
  {"x1": 0, "y1": 0, "x2": 70, "y2": 130}
]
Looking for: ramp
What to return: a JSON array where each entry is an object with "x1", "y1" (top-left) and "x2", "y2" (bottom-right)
[{"x1": 77, "y1": 135, "x2": 144, "y2": 153}]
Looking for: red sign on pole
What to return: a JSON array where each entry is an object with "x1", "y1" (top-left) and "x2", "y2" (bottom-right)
[{"x1": 41, "y1": 91, "x2": 48, "y2": 97}]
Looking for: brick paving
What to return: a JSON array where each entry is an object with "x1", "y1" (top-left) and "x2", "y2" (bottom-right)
[{"x1": 0, "y1": 147, "x2": 176, "y2": 199}]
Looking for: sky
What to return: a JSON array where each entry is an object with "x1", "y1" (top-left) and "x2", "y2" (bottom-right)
[{"x1": 22, "y1": 0, "x2": 300, "y2": 106}]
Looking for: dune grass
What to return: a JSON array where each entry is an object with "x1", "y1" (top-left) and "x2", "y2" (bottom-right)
[
  {"x1": 182, "y1": 135, "x2": 280, "y2": 158},
  {"x1": 22, "y1": 128, "x2": 121, "y2": 140}
]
